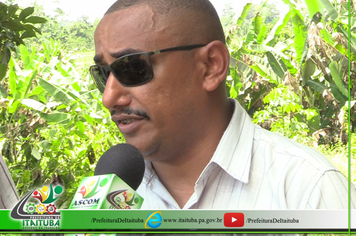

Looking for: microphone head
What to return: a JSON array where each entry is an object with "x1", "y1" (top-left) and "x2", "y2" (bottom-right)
[{"x1": 94, "y1": 143, "x2": 145, "y2": 190}]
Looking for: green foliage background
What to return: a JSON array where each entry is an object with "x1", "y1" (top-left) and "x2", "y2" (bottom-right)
[{"x1": 0, "y1": 0, "x2": 355, "y2": 211}]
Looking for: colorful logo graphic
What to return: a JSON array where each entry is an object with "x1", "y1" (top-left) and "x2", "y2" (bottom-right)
[
  {"x1": 145, "y1": 211, "x2": 162, "y2": 229},
  {"x1": 78, "y1": 177, "x2": 108, "y2": 198},
  {"x1": 106, "y1": 190, "x2": 140, "y2": 209},
  {"x1": 32, "y1": 185, "x2": 62, "y2": 204},
  {"x1": 70, "y1": 174, "x2": 144, "y2": 210},
  {"x1": 11, "y1": 184, "x2": 63, "y2": 230}
]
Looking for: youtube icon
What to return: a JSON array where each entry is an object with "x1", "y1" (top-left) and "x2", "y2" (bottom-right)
[{"x1": 224, "y1": 213, "x2": 244, "y2": 227}]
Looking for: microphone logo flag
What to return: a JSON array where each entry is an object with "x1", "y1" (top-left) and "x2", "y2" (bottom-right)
[{"x1": 69, "y1": 174, "x2": 143, "y2": 209}]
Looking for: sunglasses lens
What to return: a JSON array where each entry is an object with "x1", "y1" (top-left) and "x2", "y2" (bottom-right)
[
  {"x1": 90, "y1": 66, "x2": 107, "y2": 93},
  {"x1": 111, "y1": 53, "x2": 153, "y2": 86}
]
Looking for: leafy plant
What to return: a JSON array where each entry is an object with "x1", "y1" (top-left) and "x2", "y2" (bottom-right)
[
  {"x1": 0, "y1": 2, "x2": 47, "y2": 81},
  {"x1": 0, "y1": 39, "x2": 121, "y2": 207},
  {"x1": 253, "y1": 85, "x2": 318, "y2": 144},
  {"x1": 226, "y1": 0, "x2": 355, "y2": 145}
]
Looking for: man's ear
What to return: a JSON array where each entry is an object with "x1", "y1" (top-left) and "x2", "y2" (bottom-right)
[{"x1": 200, "y1": 41, "x2": 230, "y2": 92}]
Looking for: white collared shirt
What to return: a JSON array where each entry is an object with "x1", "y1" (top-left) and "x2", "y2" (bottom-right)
[{"x1": 137, "y1": 99, "x2": 355, "y2": 209}]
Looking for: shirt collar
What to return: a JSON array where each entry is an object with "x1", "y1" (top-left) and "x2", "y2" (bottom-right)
[
  {"x1": 142, "y1": 99, "x2": 254, "y2": 187},
  {"x1": 209, "y1": 99, "x2": 254, "y2": 184}
]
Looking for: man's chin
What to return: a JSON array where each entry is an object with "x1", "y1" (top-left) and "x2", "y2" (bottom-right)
[{"x1": 124, "y1": 139, "x2": 157, "y2": 160}]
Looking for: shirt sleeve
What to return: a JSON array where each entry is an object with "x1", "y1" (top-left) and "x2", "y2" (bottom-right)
[
  {"x1": 0, "y1": 154, "x2": 19, "y2": 209},
  {"x1": 304, "y1": 170, "x2": 355, "y2": 209}
]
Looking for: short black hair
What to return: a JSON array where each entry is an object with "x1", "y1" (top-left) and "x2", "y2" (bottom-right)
[{"x1": 105, "y1": 0, "x2": 226, "y2": 44}]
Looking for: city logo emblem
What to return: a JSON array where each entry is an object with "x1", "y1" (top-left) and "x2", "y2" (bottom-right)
[{"x1": 11, "y1": 184, "x2": 63, "y2": 230}]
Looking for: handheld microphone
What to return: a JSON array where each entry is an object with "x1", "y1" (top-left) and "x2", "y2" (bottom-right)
[{"x1": 69, "y1": 143, "x2": 145, "y2": 209}]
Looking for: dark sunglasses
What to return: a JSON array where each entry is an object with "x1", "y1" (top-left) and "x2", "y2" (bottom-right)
[{"x1": 89, "y1": 44, "x2": 206, "y2": 93}]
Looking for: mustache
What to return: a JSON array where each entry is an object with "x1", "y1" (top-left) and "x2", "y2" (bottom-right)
[{"x1": 111, "y1": 108, "x2": 150, "y2": 120}]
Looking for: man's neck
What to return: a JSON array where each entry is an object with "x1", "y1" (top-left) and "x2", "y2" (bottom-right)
[
  {"x1": 151, "y1": 100, "x2": 234, "y2": 208},
  {"x1": 152, "y1": 141, "x2": 217, "y2": 208}
]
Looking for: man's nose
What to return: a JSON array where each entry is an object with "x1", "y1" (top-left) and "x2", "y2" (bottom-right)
[{"x1": 102, "y1": 73, "x2": 132, "y2": 110}]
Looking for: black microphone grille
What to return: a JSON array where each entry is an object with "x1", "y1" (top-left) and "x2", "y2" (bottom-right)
[{"x1": 94, "y1": 143, "x2": 145, "y2": 190}]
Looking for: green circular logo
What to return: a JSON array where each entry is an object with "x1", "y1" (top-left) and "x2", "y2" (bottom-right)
[{"x1": 54, "y1": 185, "x2": 63, "y2": 195}]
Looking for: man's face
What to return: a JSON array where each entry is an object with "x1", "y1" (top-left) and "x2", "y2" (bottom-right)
[{"x1": 94, "y1": 5, "x2": 207, "y2": 162}]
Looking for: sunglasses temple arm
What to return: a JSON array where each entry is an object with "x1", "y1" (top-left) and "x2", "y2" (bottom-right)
[{"x1": 157, "y1": 44, "x2": 206, "y2": 54}]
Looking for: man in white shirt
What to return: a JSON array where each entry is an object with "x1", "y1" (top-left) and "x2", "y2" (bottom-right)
[{"x1": 90, "y1": 0, "x2": 355, "y2": 209}]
